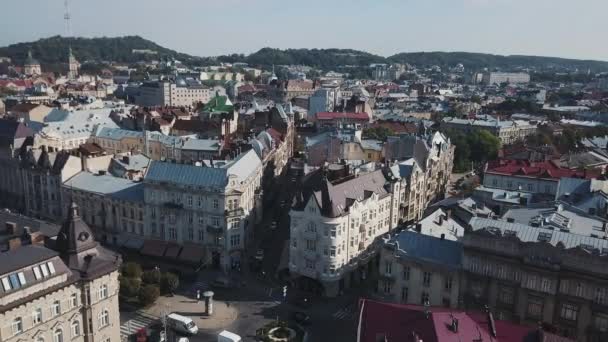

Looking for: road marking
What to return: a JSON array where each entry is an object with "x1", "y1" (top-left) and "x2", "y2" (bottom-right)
[
  {"x1": 120, "y1": 311, "x2": 158, "y2": 338},
  {"x1": 332, "y1": 304, "x2": 356, "y2": 320}
]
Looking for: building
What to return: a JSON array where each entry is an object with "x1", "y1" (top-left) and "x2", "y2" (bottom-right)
[
  {"x1": 289, "y1": 168, "x2": 399, "y2": 297},
  {"x1": 462, "y1": 217, "x2": 608, "y2": 341},
  {"x1": 142, "y1": 150, "x2": 263, "y2": 270},
  {"x1": 385, "y1": 131, "x2": 455, "y2": 222},
  {"x1": 20, "y1": 148, "x2": 82, "y2": 222},
  {"x1": 315, "y1": 112, "x2": 371, "y2": 129},
  {"x1": 133, "y1": 80, "x2": 211, "y2": 107},
  {"x1": 356, "y1": 299, "x2": 573, "y2": 342},
  {"x1": 376, "y1": 231, "x2": 462, "y2": 308},
  {"x1": 371, "y1": 64, "x2": 388, "y2": 81},
  {"x1": 308, "y1": 88, "x2": 340, "y2": 121},
  {"x1": 0, "y1": 203, "x2": 121, "y2": 342},
  {"x1": 23, "y1": 51, "x2": 42, "y2": 76},
  {"x1": 199, "y1": 94, "x2": 238, "y2": 136},
  {"x1": 7, "y1": 103, "x2": 53, "y2": 124},
  {"x1": 67, "y1": 47, "x2": 80, "y2": 80},
  {"x1": 305, "y1": 128, "x2": 382, "y2": 167},
  {"x1": 482, "y1": 72, "x2": 530, "y2": 85},
  {"x1": 483, "y1": 159, "x2": 601, "y2": 196},
  {"x1": 441, "y1": 117, "x2": 537, "y2": 144}
]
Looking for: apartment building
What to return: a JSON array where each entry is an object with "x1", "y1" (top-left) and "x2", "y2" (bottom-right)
[
  {"x1": 441, "y1": 117, "x2": 537, "y2": 144},
  {"x1": 133, "y1": 81, "x2": 211, "y2": 107},
  {"x1": 376, "y1": 231, "x2": 462, "y2": 309},
  {"x1": 462, "y1": 217, "x2": 608, "y2": 341},
  {"x1": 385, "y1": 131, "x2": 455, "y2": 222},
  {"x1": 482, "y1": 72, "x2": 531, "y2": 85},
  {"x1": 0, "y1": 203, "x2": 121, "y2": 342},
  {"x1": 289, "y1": 169, "x2": 400, "y2": 297}
]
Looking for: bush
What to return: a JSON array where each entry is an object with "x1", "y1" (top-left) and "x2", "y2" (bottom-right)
[
  {"x1": 138, "y1": 284, "x2": 160, "y2": 306},
  {"x1": 161, "y1": 272, "x2": 180, "y2": 294},
  {"x1": 122, "y1": 262, "x2": 143, "y2": 279},
  {"x1": 119, "y1": 277, "x2": 141, "y2": 298},
  {"x1": 142, "y1": 269, "x2": 162, "y2": 285}
]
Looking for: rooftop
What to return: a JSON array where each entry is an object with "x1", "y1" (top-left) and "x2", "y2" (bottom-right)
[
  {"x1": 67, "y1": 172, "x2": 144, "y2": 202},
  {"x1": 385, "y1": 230, "x2": 462, "y2": 269},
  {"x1": 485, "y1": 159, "x2": 601, "y2": 180},
  {"x1": 316, "y1": 112, "x2": 370, "y2": 121}
]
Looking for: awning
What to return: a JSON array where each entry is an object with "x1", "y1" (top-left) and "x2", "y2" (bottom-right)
[
  {"x1": 140, "y1": 240, "x2": 168, "y2": 257},
  {"x1": 178, "y1": 243, "x2": 207, "y2": 264},
  {"x1": 164, "y1": 243, "x2": 182, "y2": 259}
]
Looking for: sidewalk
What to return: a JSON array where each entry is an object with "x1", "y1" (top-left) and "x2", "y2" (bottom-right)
[{"x1": 142, "y1": 293, "x2": 239, "y2": 331}]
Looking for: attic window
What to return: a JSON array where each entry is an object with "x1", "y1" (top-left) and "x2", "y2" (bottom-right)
[
  {"x1": 503, "y1": 230, "x2": 517, "y2": 237},
  {"x1": 537, "y1": 232, "x2": 552, "y2": 242}
]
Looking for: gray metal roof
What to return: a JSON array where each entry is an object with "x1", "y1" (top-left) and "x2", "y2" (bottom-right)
[
  {"x1": 68, "y1": 172, "x2": 144, "y2": 201},
  {"x1": 387, "y1": 230, "x2": 462, "y2": 269},
  {"x1": 469, "y1": 217, "x2": 608, "y2": 251},
  {"x1": 0, "y1": 245, "x2": 58, "y2": 276},
  {"x1": 145, "y1": 161, "x2": 228, "y2": 188}
]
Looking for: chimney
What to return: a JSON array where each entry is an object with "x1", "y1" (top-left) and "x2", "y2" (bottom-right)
[
  {"x1": 122, "y1": 155, "x2": 130, "y2": 164},
  {"x1": 5, "y1": 222, "x2": 17, "y2": 235},
  {"x1": 441, "y1": 233, "x2": 445, "y2": 240},
  {"x1": 415, "y1": 223, "x2": 422, "y2": 232},
  {"x1": 8, "y1": 237, "x2": 21, "y2": 250}
]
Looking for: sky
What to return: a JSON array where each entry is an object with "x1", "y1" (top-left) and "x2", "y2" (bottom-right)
[{"x1": 1, "y1": 0, "x2": 607, "y2": 61}]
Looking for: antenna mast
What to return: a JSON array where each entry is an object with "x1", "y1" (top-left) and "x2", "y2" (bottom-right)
[{"x1": 64, "y1": 0, "x2": 72, "y2": 37}]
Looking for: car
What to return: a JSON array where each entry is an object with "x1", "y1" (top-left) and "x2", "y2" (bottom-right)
[
  {"x1": 255, "y1": 249, "x2": 264, "y2": 261},
  {"x1": 290, "y1": 311, "x2": 311, "y2": 325}
]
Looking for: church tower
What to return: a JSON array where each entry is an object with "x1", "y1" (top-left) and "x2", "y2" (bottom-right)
[
  {"x1": 23, "y1": 50, "x2": 42, "y2": 76},
  {"x1": 67, "y1": 46, "x2": 80, "y2": 79}
]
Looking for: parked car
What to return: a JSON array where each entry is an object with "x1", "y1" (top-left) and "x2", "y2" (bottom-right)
[
  {"x1": 211, "y1": 276, "x2": 233, "y2": 289},
  {"x1": 167, "y1": 313, "x2": 198, "y2": 335},
  {"x1": 290, "y1": 311, "x2": 311, "y2": 325}
]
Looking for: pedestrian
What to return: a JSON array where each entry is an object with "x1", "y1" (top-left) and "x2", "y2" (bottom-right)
[
  {"x1": 196, "y1": 289, "x2": 200, "y2": 302},
  {"x1": 226, "y1": 301, "x2": 230, "y2": 308}
]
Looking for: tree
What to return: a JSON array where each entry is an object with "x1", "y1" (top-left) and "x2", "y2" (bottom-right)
[
  {"x1": 119, "y1": 277, "x2": 141, "y2": 298},
  {"x1": 363, "y1": 127, "x2": 394, "y2": 141},
  {"x1": 161, "y1": 272, "x2": 180, "y2": 295},
  {"x1": 121, "y1": 262, "x2": 143, "y2": 279},
  {"x1": 142, "y1": 269, "x2": 162, "y2": 285},
  {"x1": 138, "y1": 285, "x2": 160, "y2": 306}
]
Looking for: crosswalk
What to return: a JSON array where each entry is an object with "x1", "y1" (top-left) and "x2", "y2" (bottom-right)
[
  {"x1": 120, "y1": 311, "x2": 159, "y2": 338},
  {"x1": 332, "y1": 304, "x2": 356, "y2": 320}
]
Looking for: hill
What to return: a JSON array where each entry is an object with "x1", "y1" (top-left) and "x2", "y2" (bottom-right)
[
  {"x1": 0, "y1": 35, "x2": 197, "y2": 65},
  {"x1": 387, "y1": 51, "x2": 608, "y2": 72}
]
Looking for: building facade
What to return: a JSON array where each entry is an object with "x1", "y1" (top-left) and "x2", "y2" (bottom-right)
[
  {"x1": 0, "y1": 204, "x2": 121, "y2": 342},
  {"x1": 289, "y1": 169, "x2": 400, "y2": 297}
]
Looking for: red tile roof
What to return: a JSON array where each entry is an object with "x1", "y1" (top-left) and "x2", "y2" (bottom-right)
[
  {"x1": 357, "y1": 299, "x2": 573, "y2": 342},
  {"x1": 486, "y1": 159, "x2": 601, "y2": 180},
  {"x1": 316, "y1": 112, "x2": 369, "y2": 121}
]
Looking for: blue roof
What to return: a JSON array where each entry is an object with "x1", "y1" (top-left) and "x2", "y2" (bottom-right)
[
  {"x1": 145, "y1": 161, "x2": 227, "y2": 188},
  {"x1": 387, "y1": 230, "x2": 462, "y2": 269}
]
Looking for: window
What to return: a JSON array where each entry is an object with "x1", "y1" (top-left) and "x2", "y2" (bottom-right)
[
  {"x1": 383, "y1": 281, "x2": 392, "y2": 294},
  {"x1": 54, "y1": 329, "x2": 63, "y2": 342},
  {"x1": 37, "y1": 337, "x2": 44, "y2": 342},
  {"x1": 99, "y1": 284, "x2": 108, "y2": 300},
  {"x1": 305, "y1": 259, "x2": 315, "y2": 269},
  {"x1": 33, "y1": 308, "x2": 43, "y2": 324},
  {"x1": 51, "y1": 300, "x2": 61, "y2": 316},
  {"x1": 527, "y1": 275, "x2": 538, "y2": 289},
  {"x1": 402, "y1": 266, "x2": 410, "y2": 281},
  {"x1": 445, "y1": 276, "x2": 453, "y2": 291},
  {"x1": 41, "y1": 263, "x2": 50, "y2": 277},
  {"x1": 33, "y1": 266, "x2": 42, "y2": 280},
  {"x1": 292, "y1": 239, "x2": 297, "y2": 248},
  {"x1": 187, "y1": 228, "x2": 194, "y2": 241},
  {"x1": 12, "y1": 317, "x2": 23, "y2": 335},
  {"x1": 384, "y1": 261, "x2": 392, "y2": 275},
  {"x1": 401, "y1": 287, "x2": 409, "y2": 303},
  {"x1": 306, "y1": 222, "x2": 316, "y2": 233},
  {"x1": 594, "y1": 313, "x2": 608, "y2": 332},
  {"x1": 540, "y1": 278, "x2": 551, "y2": 293},
  {"x1": 421, "y1": 292, "x2": 430, "y2": 305},
  {"x1": 230, "y1": 234, "x2": 240, "y2": 247},
  {"x1": 70, "y1": 293, "x2": 78, "y2": 308},
  {"x1": 212, "y1": 217, "x2": 220, "y2": 227},
  {"x1": 498, "y1": 287, "x2": 514, "y2": 305},
  {"x1": 213, "y1": 199, "x2": 219, "y2": 209},
  {"x1": 99, "y1": 309, "x2": 110, "y2": 327},
  {"x1": 596, "y1": 288, "x2": 607, "y2": 305},
  {"x1": 537, "y1": 232, "x2": 552, "y2": 242},
  {"x1": 71, "y1": 320, "x2": 81, "y2": 337},
  {"x1": 1, "y1": 277, "x2": 11, "y2": 291},
  {"x1": 168, "y1": 227, "x2": 177, "y2": 240},
  {"x1": 187, "y1": 195, "x2": 193, "y2": 207},
  {"x1": 330, "y1": 247, "x2": 336, "y2": 257},
  {"x1": 198, "y1": 229, "x2": 204, "y2": 242},
  {"x1": 575, "y1": 283, "x2": 584, "y2": 297},
  {"x1": 423, "y1": 272, "x2": 431, "y2": 287},
  {"x1": 560, "y1": 303, "x2": 579, "y2": 321},
  {"x1": 305, "y1": 240, "x2": 316, "y2": 251},
  {"x1": 527, "y1": 296, "x2": 543, "y2": 319}
]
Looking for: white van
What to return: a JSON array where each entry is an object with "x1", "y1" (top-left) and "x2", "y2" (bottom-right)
[
  {"x1": 218, "y1": 330, "x2": 241, "y2": 342},
  {"x1": 167, "y1": 313, "x2": 199, "y2": 335}
]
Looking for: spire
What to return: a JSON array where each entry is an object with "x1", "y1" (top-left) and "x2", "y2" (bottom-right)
[{"x1": 56, "y1": 202, "x2": 97, "y2": 255}]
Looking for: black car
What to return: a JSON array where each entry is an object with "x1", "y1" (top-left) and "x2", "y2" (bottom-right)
[{"x1": 291, "y1": 311, "x2": 311, "y2": 325}]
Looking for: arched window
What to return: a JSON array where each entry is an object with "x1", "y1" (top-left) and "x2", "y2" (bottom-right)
[
  {"x1": 53, "y1": 329, "x2": 63, "y2": 342},
  {"x1": 71, "y1": 320, "x2": 80, "y2": 336},
  {"x1": 99, "y1": 309, "x2": 109, "y2": 327},
  {"x1": 51, "y1": 300, "x2": 61, "y2": 316},
  {"x1": 70, "y1": 293, "x2": 78, "y2": 308}
]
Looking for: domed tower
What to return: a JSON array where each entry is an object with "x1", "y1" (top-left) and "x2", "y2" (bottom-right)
[
  {"x1": 67, "y1": 46, "x2": 79, "y2": 79},
  {"x1": 23, "y1": 50, "x2": 42, "y2": 76}
]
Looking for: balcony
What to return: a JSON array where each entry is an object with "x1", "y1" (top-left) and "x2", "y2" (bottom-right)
[
  {"x1": 206, "y1": 225, "x2": 223, "y2": 235},
  {"x1": 225, "y1": 208, "x2": 245, "y2": 217},
  {"x1": 302, "y1": 249, "x2": 318, "y2": 260}
]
